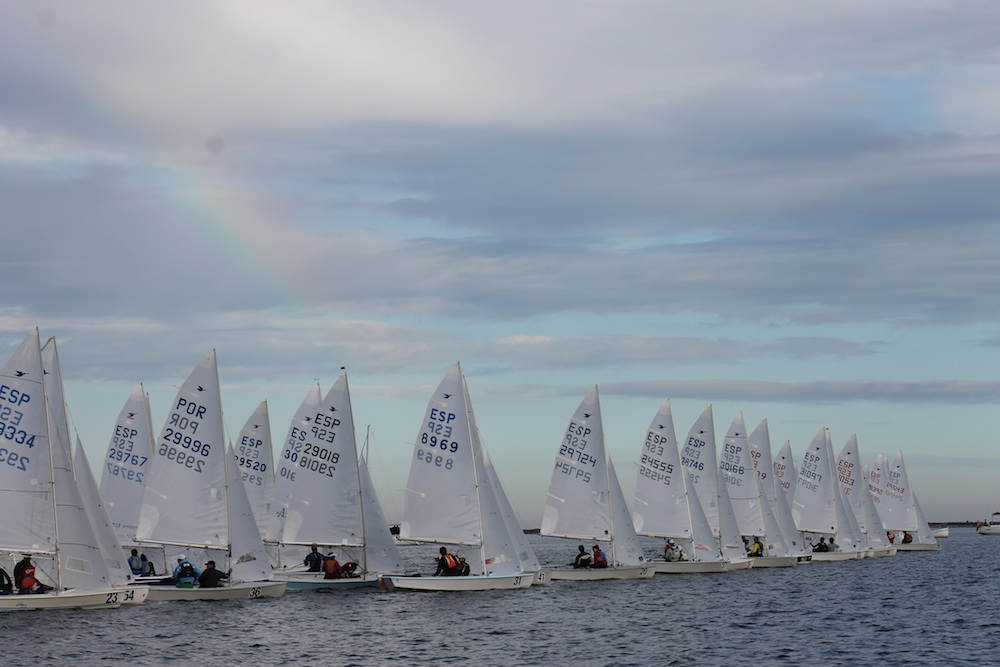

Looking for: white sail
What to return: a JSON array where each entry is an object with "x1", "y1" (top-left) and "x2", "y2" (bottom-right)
[
  {"x1": 716, "y1": 469, "x2": 750, "y2": 563},
  {"x1": 467, "y1": 377, "x2": 538, "y2": 575},
  {"x1": 720, "y1": 411, "x2": 766, "y2": 537},
  {"x1": 224, "y1": 443, "x2": 275, "y2": 583},
  {"x1": 74, "y1": 438, "x2": 132, "y2": 586},
  {"x1": 41, "y1": 338, "x2": 115, "y2": 590},
  {"x1": 868, "y1": 453, "x2": 891, "y2": 526},
  {"x1": 0, "y1": 331, "x2": 57, "y2": 556},
  {"x1": 680, "y1": 405, "x2": 720, "y2": 534},
  {"x1": 606, "y1": 459, "x2": 646, "y2": 566},
  {"x1": 881, "y1": 451, "x2": 920, "y2": 531},
  {"x1": 358, "y1": 451, "x2": 406, "y2": 574},
  {"x1": 482, "y1": 449, "x2": 540, "y2": 574},
  {"x1": 792, "y1": 428, "x2": 837, "y2": 534},
  {"x1": 99, "y1": 384, "x2": 156, "y2": 546},
  {"x1": 274, "y1": 376, "x2": 364, "y2": 547},
  {"x1": 911, "y1": 493, "x2": 938, "y2": 546},
  {"x1": 632, "y1": 400, "x2": 691, "y2": 539},
  {"x1": 401, "y1": 364, "x2": 481, "y2": 545},
  {"x1": 234, "y1": 400, "x2": 274, "y2": 539},
  {"x1": 266, "y1": 384, "x2": 323, "y2": 542},
  {"x1": 137, "y1": 350, "x2": 229, "y2": 549},
  {"x1": 773, "y1": 440, "x2": 798, "y2": 502},
  {"x1": 541, "y1": 386, "x2": 610, "y2": 541}
]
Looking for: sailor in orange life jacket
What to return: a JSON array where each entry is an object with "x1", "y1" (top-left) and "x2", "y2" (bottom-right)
[
  {"x1": 434, "y1": 546, "x2": 466, "y2": 576},
  {"x1": 13, "y1": 554, "x2": 52, "y2": 595}
]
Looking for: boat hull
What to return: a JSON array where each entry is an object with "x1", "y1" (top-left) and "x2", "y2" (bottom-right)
[
  {"x1": 380, "y1": 573, "x2": 534, "y2": 591},
  {"x1": 547, "y1": 564, "x2": 655, "y2": 580},
  {"x1": 978, "y1": 524, "x2": 1000, "y2": 535},
  {"x1": 145, "y1": 581, "x2": 287, "y2": 601},
  {"x1": 810, "y1": 551, "x2": 863, "y2": 562},
  {"x1": 931, "y1": 527, "x2": 949, "y2": 539},
  {"x1": 652, "y1": 560, "x2": 729, "y2": 574},
  {"x1": 274, "y1": 572, "x2": 378, "y2": 591},
  {"x1": 727, "y1": 558, "x2": 754, "y2": 570},
  {"x1": 0, "y1": 587, "x2": 127, "y2": 612},
  {"x1": 868, "y1": 547, "x2": 897, "y2": 558}
]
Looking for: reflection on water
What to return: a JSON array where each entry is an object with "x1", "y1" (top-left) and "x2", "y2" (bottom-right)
[{"x1": 1, "y1": 529, "x2": 995, "y2": 666}]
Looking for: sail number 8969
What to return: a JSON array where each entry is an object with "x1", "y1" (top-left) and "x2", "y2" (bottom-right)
[{"x1": 420, "y1": 432, "x2": 458, "y2": 452}]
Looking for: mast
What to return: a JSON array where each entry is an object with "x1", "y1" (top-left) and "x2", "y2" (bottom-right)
[{"x1": 40, "y1": 335, "x2": 63, "y2": 591}]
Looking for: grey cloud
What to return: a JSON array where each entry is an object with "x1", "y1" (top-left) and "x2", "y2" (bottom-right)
[{"x1": 598, "y1": 378, "x2": 1000, "y2": 404}]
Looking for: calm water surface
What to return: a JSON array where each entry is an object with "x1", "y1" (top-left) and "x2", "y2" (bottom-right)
[{"x1": 0, "y1": 528, "x2": 996, "y2": 666}]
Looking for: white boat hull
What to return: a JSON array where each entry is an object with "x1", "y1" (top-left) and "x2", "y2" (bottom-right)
[
  {"x1": 931, "y1": 527, "x2": 949, "y2": 539},
  {"x1": 0, "y1": 587, "x2": 128, "y2": 612},
  {"x1": 727, "y1": 558, "x2": 753, "y2": 570},
  {"x1": 380, "y1": 573, "x2": 534, "y2": 591},
  {"x1": 978, "y1": 524, "x2": 1000, "y2": 535},
  {"x1": 273, "y1": 572, "x2": 378, "y2": 591},
  {"x1": 811, "y1": 551, "x2": 863, "y2": 562},
  {"x1": 868, "y1": 547, "x2": 897, "y2": 558},
  {"x1": 748, "y1": 556, "x2": 796, "y2": 568},
  {"x1": 547, "y1": 564, "x2": 655, "y2": 580},
  {"x1": 145, "y1": 581, "x2": 286, "y2": 601},
  {"x1": 652, "y1": 560, "x2": 729, "y2": 574}
]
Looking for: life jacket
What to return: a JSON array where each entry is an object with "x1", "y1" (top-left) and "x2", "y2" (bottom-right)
[
  {"x1": 178, "y1": 562, "x2": 196, "y2": 580},
  {"x1": 592, "y1": 549, "x2": 607, "y2": 565},
  {"x1": 442, "y1": 554, "x2": 459, "y2": 571},
  {"x1": 18, "y1": 564, "x2": 37, "y2": 589},
  {"x1": 128, "y1": 555, "x2": 143, "y2": 575}
]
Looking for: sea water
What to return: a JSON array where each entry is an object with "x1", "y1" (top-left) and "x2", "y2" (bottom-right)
[{"x1": 0, "y1": 528, "x2": 996, "y2": 666}]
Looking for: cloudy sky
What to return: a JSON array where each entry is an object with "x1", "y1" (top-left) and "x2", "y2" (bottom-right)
[{"x1": 3, "y1": 0, "x2": 1000, "y2": 526}]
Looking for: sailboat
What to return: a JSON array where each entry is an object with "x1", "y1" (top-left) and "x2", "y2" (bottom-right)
[
  {"x1": 791, "y1": 428, "x2": 862, "y2": 561},
  {"x1": 383, "y1": 362, "x2": 535, "y2": 591},
  {"x1": 882, "y1": 451, "x2": 939, "y2": 551},
  {"x1": 1, "y1": 330, "x2": 132, "y2": 611},
  {"x1": 541, "y1": 386, "x2": 653, "y2": 580},
  {"x1": 679, "y1": 405, "x2": 752, "y2": 570},
  {"x1": 837, "y1": 436, "x2": 895, "y2": 558},
  {"x1": 632, "y1": 400, "x2": 729, "y2": 573},
  {"x1": 720, "y1": 412, "x2": 795, "y2": 567},
  {"x1": 268, "y1": 374, "x2": 404, "y2": 590},
  {"x1": 135, "y1": 350, "x2": 286, "y2": 600},
  {"x1": 747, "y1": 420, "x2": 810, "y2": 563}
]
